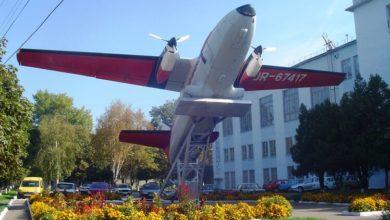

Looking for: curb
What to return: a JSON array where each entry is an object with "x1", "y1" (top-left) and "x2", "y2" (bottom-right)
[
  {"x1": 297, "y1": 200, "x2": 348, "y2": 206},
  {"x1": 0, "y1": 198, "x2": 15, "y2": 220},
  {"x1": 341, "y1": 210, "x2": 384, "y2": 216}
]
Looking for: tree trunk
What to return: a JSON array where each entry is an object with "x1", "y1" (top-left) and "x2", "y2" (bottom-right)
[
  {"x1": 318, "y1": 171, "x2": 325, "y2": 190},
  {"x1": 385, "y1": 166, "x2": 389, "y2": 190}
]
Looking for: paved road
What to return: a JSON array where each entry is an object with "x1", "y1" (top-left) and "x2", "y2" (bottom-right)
[
  {"x1": 3, "y1": 199, "x2": 31, "y2": 220},
  {"x1": 292, "y1": 202, "x2": 380, "y2": 220}
]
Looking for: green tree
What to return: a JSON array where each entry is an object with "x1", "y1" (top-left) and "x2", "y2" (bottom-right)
[
  {"x1": 36, "y1": 115, "x2": 77, "y2": 183},
  {"x1": 339, "y1": 75, "x2": 389, "y2": 189},
  {"x1": 27, "y1": 90, "x2": 92, "y2": 183},
  {"x1": 93, "y1": 101, "x2": 138, "y2": 183},
  {"x1": 149, "y1": 100, "x2": 175, "y2": 129},
  {"x1": 0, "y1": 39, "x2": 33, "y2": 186},
  {"x1": 291, "y1": 100, "x2": 343, "y2": 189}
]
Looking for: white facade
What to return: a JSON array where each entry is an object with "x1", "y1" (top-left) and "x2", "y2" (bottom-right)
[
  {"x1": 212, "y1": 0, "x2": 390, "y2": 189},
  {"x1": 347, "y1": 0, "x2": 390, "y2": 82}
]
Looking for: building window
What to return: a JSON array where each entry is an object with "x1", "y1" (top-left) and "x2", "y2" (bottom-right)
[
  {"x1": 287, "y1": 166, "x2": 294, "y2": 179},
  {"x1": 215, "y1": 142, "x2": 221, "y2": 163},
  {"x1": 248, "y1": 144, "x2": 254, "y2": 159},
  {"x1": 271, "y1": 168, "x2": 278, "y2": 181},
  {"x1": 224, "y1": 149, "x2": 229, "y2": 162},
  {"x1": 222, "y1": 118, "x2": 233, "y2": 137},
  {"x1": 225, "y1": 172, "x2": 236, "y2": 189},
  {"x1": 285, "y1": 137, "x2": 293, "y2": 155},
  {"x1": 269, "y1": 140, "x2": 276, "y2": 157},
  {"x1": 243, "y1": 170, "x2": 249, "y2": 183},
  {"x1": 229, "y1": 148, "x2": 235, "y2": 161},
  {"x1": 353, "y1": 55, "x2": 360, "y2": 77},
  {"x1": 260, "y1": 95, "x2": 274, "y2": 127},
  {"x1": 262, "y1": 141, "x2": 268, "y2": 157},
  {"x1": 341, "y1": 58, "x2": 352, "y2": 79},
  {"x1": 224, "y1": 172, "x2": 230, "y2": 189},
  {"x1": 263, "y1": 168, "x2": 270, "y2": 184},
  {"x1": 283, "y1": 89, "x2": 299, "y2": 122},
  {"x1": 230, "y1": 172, "x2": 236, "y2": 189},
  {"x1": 241, "y1": 145, "x2": 247, "y2": 160},
  {"x1": 387, "y1": 4, "x2": 390, "y2": 32},
  {"x1": 240, "y1": 109, "x2": 252, "y2": 132},
  {"x1": 249, "y1": 170, "x2": 255, "y2": 183},
  {"x1": 311, "y1": 87, "x2": 330, "y2": 107}
]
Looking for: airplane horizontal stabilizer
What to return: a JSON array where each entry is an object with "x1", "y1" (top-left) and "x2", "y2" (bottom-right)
[
  {"x1": 119, "y1": 130, "x2": 170, "y2": 155},
  {"x1": 175, "y1": 98, "x2": 252, "y2": 117},
  {"x1": 237, "y1": 65, "x2": 346, "y2": 91}
]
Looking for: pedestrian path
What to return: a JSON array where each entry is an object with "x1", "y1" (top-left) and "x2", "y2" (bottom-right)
[{"x1": 3, "y1": 199, "x2": 31, "y2": 220}]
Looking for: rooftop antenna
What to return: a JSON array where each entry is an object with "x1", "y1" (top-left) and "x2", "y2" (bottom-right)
[{"x1": 322, "y1": 33, "x2": 335, "y2": 51}]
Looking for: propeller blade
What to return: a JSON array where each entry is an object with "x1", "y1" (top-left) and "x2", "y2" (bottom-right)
[
  {"x1": 177, "y1": 35, "x2": 190, "y2": 43},
  {"x1": 263, "y1": 47, "x2": 277, "y2": 52},
  {"x1": 149, "y1": 33, "x2": 165, "y2": 41}
]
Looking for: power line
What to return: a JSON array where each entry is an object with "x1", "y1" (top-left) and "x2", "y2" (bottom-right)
[
  {"x1": 1, "y1": 0, "x2": 30, "y2": 39},
  {"x1": 0, "y1": 0, "x2": 23, "y2": 33},
  {"x1": 4, "y1": 0, "x2": 65, "y2": 64}
]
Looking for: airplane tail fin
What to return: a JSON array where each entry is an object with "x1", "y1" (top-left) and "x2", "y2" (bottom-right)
[{"x1": 119, "y1": 130, "x2": 171, "y2": 155}]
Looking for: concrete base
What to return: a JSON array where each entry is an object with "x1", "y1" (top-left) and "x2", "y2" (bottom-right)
[{"x1": 341, "y1": 210, "x2": 385, "y2": 217}]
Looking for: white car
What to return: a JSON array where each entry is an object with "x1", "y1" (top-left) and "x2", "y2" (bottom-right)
[
  {"x1": 113, "y1": 184, "x2": 132, "y2": 196},
  {"x1": 55, "y1": 182, "x2": 77, "y2": 194},
  {"x1": 290, "y1": 177, "x2": 336, "y2": 192},
  {"x1": 236, "y1": 183, "x2": 265, "y2": 193}
]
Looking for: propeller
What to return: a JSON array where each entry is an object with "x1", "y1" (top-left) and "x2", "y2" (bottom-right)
[
  {"x1": 148, "y1": 33, "x2": 190, "y2": 47},
  {"x1": 251, "y1": 45, "x2": 277, "y2": 56}
]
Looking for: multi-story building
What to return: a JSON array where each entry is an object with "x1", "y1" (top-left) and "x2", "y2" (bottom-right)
[{"x1": 212, "y1": 0, "x2": 389, "y2": 189}]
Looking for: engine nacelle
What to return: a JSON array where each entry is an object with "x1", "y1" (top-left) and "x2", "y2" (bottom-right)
[
  {"x1": 242, "y1": 52, "x2": 263, "y2": 78},
  {"x1": 156, "y1": 46, "x2": 179, "y2": 83}
]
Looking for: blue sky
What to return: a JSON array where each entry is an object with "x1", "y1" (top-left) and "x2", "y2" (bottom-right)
[{"x1": 2, "y1": 0, "x2": 355, "y2": 124}]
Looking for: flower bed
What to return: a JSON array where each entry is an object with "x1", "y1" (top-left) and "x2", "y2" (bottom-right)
[
  {"x1": 301, "y1": 192, "x2": 389, "y2": 204},
  {"x1": 203, "y1": 191, "x2": 290, "y2": 201},
  {"x1": 348, "y1": 194, "x2": 389, "y2": 212},
  {"x1": 29, "y1": 193, "x2": 293, "y2": 219}
]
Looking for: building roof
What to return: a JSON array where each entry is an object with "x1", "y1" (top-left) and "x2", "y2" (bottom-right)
[
  {"x1": 346, "y1": 0, "x2": 372, "y2": 12},
  {"x1": 292, "y1": 40, "x2": 357, "y2": 67}
]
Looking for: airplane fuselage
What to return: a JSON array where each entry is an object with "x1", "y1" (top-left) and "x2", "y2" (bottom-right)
[{"x1": 169, "y1": 5, "x2": 256, "y2": 162}]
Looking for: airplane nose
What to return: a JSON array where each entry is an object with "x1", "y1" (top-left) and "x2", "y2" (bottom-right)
[{"x1": 236, "y1": 4, "x2": 256, "y2": 17}]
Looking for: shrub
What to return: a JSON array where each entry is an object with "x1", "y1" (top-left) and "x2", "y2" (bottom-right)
[
  {"x1": 349, "y1": 197, "x2": 377, "y2": 212},
  {"x1": 30, "y1": 201, "x2": 58, "y2": 219},
  {"x1": 257, "y1": 195, "x2": 292, "y2": 219}
]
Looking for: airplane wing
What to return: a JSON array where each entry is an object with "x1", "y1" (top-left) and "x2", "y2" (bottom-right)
[
  {"x1": 237, "y1": 65, "x2": 346, "y2": 91},
  {"x1": 17, "y1": 49, "x2": 193, "y2": 92}
]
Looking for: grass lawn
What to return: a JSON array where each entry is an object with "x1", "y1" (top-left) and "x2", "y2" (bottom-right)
[{"x1": 0, "y1": 190, "x2": 17, "y2": 212}]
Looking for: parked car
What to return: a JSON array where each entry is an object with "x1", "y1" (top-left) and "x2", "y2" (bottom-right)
[
  {"x1": 113, "y1": 184, "x2": 132, "y2": 196},
  {"x1": 79, "y1": 183, "x2": 91, "y2": 195},
  {"x1": 17, "y1": 177, "x2": 44, "y2": 198},
  {"x1": 278, "y1": 179, "x2": 300, "y2": 191},
  {"x1": 89, "y1": 182, "x2": 110, "y2": 194},
  {"x1": 290, "y1": 177, "x2": 336, "y2": 192},
  {"x1": 201, "y1": 184, "x2": 216, "y2": 194},
  {"x1": 140, "y1": 182, "x2": 160, "y2": 198},
  {"x1": 236, "y1": 183, "x2": 264, "y2": 193},
  {"x1": 55, "y1": 182, "x2": 77, "y2": 194},
  {"x1": 263, "y1": 179, "x2": 289, "y2": 192},
  {"x1": 343, "y1": 175, "x2": 360, "y2": 189}
]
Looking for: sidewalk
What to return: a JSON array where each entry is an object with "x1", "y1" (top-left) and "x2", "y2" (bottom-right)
[
  {"x1": 3, "y1": 199, "x2": 31, "y2": 220},
  {"x1": 292, "y1": 202, "x2": 380, "y2": 220}
]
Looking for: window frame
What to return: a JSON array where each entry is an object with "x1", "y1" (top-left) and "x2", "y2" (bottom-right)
[
  {"x1": 260, "y1": 95, "x2": 274, "y2": 127},
  {"x1": 283, "y1": 89, "x2": 299, "y2": 122},
  {"x1": 269, "y1": 140, "x2": 276, "y2": 157},
  {"x1": 262, "y1": 141, "x2": 269, "y2": 157},
  {"x1": 240, "y1": 109, "x2": 252, "y2": 133}
]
